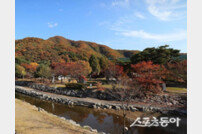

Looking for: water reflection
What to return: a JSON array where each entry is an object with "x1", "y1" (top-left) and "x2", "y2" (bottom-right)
[{"x1": 15, "y1": 93, "x2": 186, "y2": 134}]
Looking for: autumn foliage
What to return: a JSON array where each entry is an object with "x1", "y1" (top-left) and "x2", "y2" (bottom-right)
[
  {"x1": 15, "y1": 36, "x2": 123, "y2": 64},
  {"x1": 15, "y1": 36, "x2": 187, "y2": 97},
  {"x1": 52, "y1": 61, "x2": 92, "y2": 79},
  {"x1": 15, "y1": 64, "x2": 26, "y2": 78},
  {"x1": 21, "y1": 62, "x2": 39, "y2": 77},
  {"x1": 105, "y1": 63, "x2": 124, "y2": 81},
  {"x1": 165, "y1": 60, "x2": 187, "y2": 84},
  {"x1": 131, "y1": 61, "x2": 167, "y2": 94}
]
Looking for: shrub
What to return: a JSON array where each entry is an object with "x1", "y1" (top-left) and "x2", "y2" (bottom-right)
[
  {"x1": 96, "y1": 82, "x2": 105, "y2": 91},
  {"x1": 131, "y1": 61, "x2": 166, "y2": 94},
  {"x1": 65, "y1": 83, "x2": 87, "y2": 90}
]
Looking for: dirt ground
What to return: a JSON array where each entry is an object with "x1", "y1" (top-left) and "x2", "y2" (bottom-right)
[{"x1": 15, "y1": 99, "x2": 96, "y2": 134}]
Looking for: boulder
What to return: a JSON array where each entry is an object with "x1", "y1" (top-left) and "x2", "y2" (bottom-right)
[{"x1": 129, "y1": 106, "x2": 137, "y2": 112}]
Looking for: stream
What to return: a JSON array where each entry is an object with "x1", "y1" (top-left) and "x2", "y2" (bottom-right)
[{"x1": 16, "y1": 93, "x2": 186, "y2": 134}]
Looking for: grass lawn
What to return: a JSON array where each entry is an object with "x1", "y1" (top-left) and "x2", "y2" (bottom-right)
[
  {"x1": 166, "y1": 87, "x2": 187, "y2": 93},
  {"x1": 16, "y1": 78, "x2": 33, "y2": 81},
  {"x1": 102, "y1": 84, "x2": 113, "y2": 89},
  {"x1": 102, "y1": 84, "x2": 125, "y2": 89},
  {"x1": 15, "y1": 99, "x2": 95, "y2": 134},
  {"x1": 49, "y1": 84, "x2": 66, "y2": 88}
]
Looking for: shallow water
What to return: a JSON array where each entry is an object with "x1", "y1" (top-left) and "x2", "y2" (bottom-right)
[{"x1": 15, "y1": 93, "x2": 187, "y2": 134}]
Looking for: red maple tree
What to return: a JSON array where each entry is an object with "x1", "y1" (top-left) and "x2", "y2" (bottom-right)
[{"x1": 131, "y1": 61, "x2": 166, "y2": 94}]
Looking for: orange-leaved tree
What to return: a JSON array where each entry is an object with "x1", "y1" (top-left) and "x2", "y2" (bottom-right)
[
  {"x1": 104, "y1": 62, "x2": 124, "y2": 82},
  {"x1": 131, "y1": 61, "x2": 167, "y2": 94},
  {"x1": 52, "y1": 61, "x2": 91, "y2": 83},
  {"x1": 21, "y1": 62, "x2": 39, "y2": 78}
]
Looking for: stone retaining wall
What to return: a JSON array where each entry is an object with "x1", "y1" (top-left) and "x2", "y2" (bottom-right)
[
  {"x1": 15, "y1": 81, "x2": 117, "y2": 100},
  {"x1": 15, "y1": 86, "x2": 186, "y2": 115},
  {"x1": 15, "y1": 81, "x2": 187, "y2": 107}
]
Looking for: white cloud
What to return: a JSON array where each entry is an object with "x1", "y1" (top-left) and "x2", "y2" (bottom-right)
[
  {"x1": 47, "y1": 22, "x2": 58, "y2": 28},
  {"x1": 146, "y1": 0, "x2": 186, "y2": 21},
  {"x1": 148, "y1": 5, "x2": 172, "y2": 21},
  {"x1": 109, "y1": 12, "x2": 145, "y2": 31},
  {"x1": 110, "y1": 16, "x2": 133, "y2": 31},
  {"x1": 98, "y1": 0, "x2": 186, "y2": 43},
  {"x1": 135, "y1": 12, "x2": 145, "y2": 19},
  {"x1": 120, "y1": 29, "x2": 186, "y2": 41},
  {"x1": 112, "y1": 0, "x2": 130, "y2": 7}
]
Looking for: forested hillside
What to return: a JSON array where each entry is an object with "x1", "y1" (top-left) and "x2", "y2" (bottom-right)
[
  {"x1": 15, "y1": 36, "x2": 187, "y2": 89},
  {"x1": 15, "y1": 36, "x2": 186, "y2": 65},
  {"x1": 15, "y1": 36, "x2": 124, "y2": 64}
]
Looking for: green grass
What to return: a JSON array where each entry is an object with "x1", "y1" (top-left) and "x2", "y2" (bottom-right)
[
  {"x1": 166, "y1": 87, "x2": 187, "y2": 93},
  {"x1": 102, "y1": 84, "x2": 125, "y2": 89},
  {"x1": 49, "y1": 84, "x2": 66, "y2": 88},
  {"x1": 16, "y1": 78, "x2": 33, "y2": 81},
  {"x1": 102, "y1": 84, "x2": 113, "y2": 89}
]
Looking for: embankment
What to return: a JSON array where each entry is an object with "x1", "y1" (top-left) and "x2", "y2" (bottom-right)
[
  {"x1": 15, "y1": 85, "x2": 186, "y2": 115},
  {"x1": 15, "y1": 98, "x2": 99, "y2": 134}
]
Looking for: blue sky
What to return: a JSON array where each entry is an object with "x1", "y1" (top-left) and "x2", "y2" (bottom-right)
[{"x1": 16, "y1": 0, "x2": 187, "y2": 52}]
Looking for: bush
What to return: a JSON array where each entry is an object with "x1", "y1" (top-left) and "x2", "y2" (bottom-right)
[
  {"x1": 95, "y1": 82, "x2": 105, "y2": 91},
  {"x1": 65, "y1": 83, "x2": 87, "y2": 90}
]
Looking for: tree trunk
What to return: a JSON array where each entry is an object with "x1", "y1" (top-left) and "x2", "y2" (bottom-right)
[{"x1": 52, "y1": 76, "x2": 55, "y2": 84}]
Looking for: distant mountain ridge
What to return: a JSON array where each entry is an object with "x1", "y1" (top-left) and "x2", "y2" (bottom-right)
[
  {"x1": 15, "y1": 36, "x2": 186, "y2": 64},
  {"x1": 15, "y1": 36, "x2": 129, "y2": 63}
]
